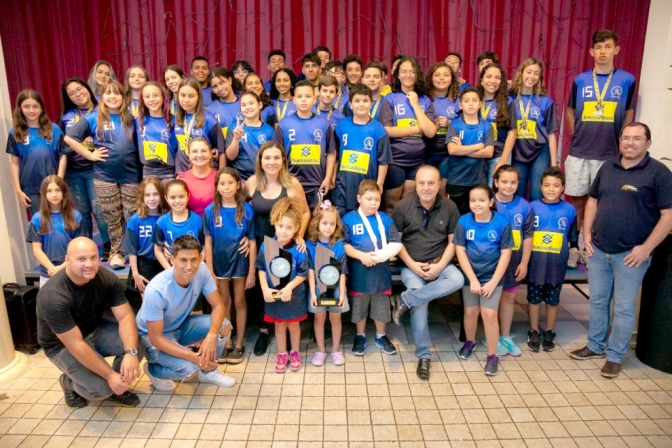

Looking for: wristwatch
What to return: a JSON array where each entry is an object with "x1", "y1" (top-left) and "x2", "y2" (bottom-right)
[{"x1": 123, "y1": 348, "x2": 138, "y2": 356}]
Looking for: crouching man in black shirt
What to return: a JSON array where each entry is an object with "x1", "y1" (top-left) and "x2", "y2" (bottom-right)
[{"x1": 37, "y1": 237, "x2": 144, "y2": 408}]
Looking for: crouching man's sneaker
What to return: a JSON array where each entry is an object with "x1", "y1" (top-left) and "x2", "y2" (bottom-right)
[
  {"x1": 143, "y1": 363, "x2": 176, "y2": 392},
  {"x1": 198, "y1": 369, "x2": 235, "y2": 388}
]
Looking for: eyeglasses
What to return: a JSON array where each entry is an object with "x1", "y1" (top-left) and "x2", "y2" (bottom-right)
[
  {"x1": 399, "y1": 70, "x2": 416, "y2": 77},
  {"x1": 67, "y1": 86, "x2": 87, "y2": 98},
  {"x1": 326, "y1": 71, "x2": 344, "y2": 77},
  {"x1": 620, "y1": 136, "x2": 646, "y2": 143},
  {"x1": 422, "y1": 209, "x2": 430, "y2": 228},
  {"x1": 234, "y1": 69, "x2": 249, "y2": 75}
]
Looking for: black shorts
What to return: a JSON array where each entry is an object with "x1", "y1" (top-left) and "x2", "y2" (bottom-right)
[
  {"x1": 527, "y1": 282, "x2": 563, "y2": 306},
  {"x1": 127, "y1": 256, "x2": 164, "y2": 292},
  {"x1": 446, "y1": 184, "x2": 473, "y2": 216},
  {"x1": 383, "y1": 163, "x2": 421, "y2": 190}
]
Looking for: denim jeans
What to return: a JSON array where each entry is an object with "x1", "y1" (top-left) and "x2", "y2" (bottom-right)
[
  {"x1": 65, "y1": 169, "x2": 109, "y2": 242},
  {"x1": 587, "y1": 246, "x2": 652, "y2": 363},
  {"x1": 142, "y1": 316, "x2": 231, "y2": 380},
  {"x1": 512, "y1": 145, "x2": 550, "y2": 202},
  {"x1": 401, "y1": 264, "x2": 464, "y2": 359},
  {"x1": 49, "y1": 321, "x2": 145, "y2": 401}
]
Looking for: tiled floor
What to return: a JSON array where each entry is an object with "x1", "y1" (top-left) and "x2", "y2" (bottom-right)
[{"x1": 2, "y1": 285, "x2": 671, "y2": 447}]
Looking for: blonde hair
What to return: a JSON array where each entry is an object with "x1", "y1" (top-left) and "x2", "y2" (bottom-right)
[
  {"x1": 96, "y1": 80, "x2": 133, "y2": 142},
  {"x1": 270, "y1": 197, "x2": 303, "y2": 230},
  {"x1": 509, "y1": 58, "x2": 547, "y2": 96}
]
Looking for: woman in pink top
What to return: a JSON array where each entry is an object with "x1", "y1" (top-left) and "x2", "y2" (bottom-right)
[{"x1": 177, "y1": 137, "x2": 216, "y2": 216}]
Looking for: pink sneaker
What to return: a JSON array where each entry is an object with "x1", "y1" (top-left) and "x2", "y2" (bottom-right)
[
  {"x1": 312, "y1": 351, "x2": 327, "y2": 367},
  {"x1": 275, "y1": 352, "x2": 288, "y2": 373},
  {"x1": 331, "y1": 351, "x2": 345, "y2": 366},
  {"x1": 289, "y1": 350, "x2": 302, "y2": 371}
]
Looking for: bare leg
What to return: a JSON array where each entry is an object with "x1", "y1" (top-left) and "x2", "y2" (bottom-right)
[
  {"x1": 374, "y1": 320, "x2": 387, "y2": 335},
  {"x1": 383, "y1": 186, "x2": 403, "y2": 215},
  {"x1": 545, "y1": 304, "x2": 559, "y2": 331},
  {"x1": 571, "y1": 195, "x2": 588, "y2": 233},
  {"x1": 482, "y1": 308, "x2": 500, "y2": 356},
  {"x1": 288, "y1": 322, "x2": 301, "y2": 352},
  {"x1": 439, "y1": 179, "x2": 447, "y2": 197},
  {"x1": 275, "y1": 322, "x2": 288, "y2": 353},
  {"x1": 528, "y1": 303, "x2": 540, "y2": 331},
  {"x1": 218, "y1": 279, "x2": 233, "y2": 348},
  {"x1": 464, "y1": 306, "x2": 480, "y2": 341},
  {"x1": 355, "y1": 319, "x2": 367, "y2": 335},
  {"x1": 401, "y1": 180, "x2": 416, "y2": 198},
  {"x1": 232, "y1": 278, "x2": 248, "y2": 349},
  {"x1": 329, "y1": 312, "x2": 343, "y2": 352},
  {"x1": 499, "y1": 291, "x2": 516, "y2": 336},
  {"x1": 313, "y1": 312, "x2": 327, "y2": 352}
]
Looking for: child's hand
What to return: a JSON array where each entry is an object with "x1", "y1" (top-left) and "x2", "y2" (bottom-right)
[
  {"x1": 262, "y1": 287, "x2": 278, "y2": 302},
  {"x1": 16, "y1": 190, "x2": 31, "y2": 208},
  {"x1": 480, "y1": 280, "x2": 497, "y2": 298},
  {"x1": 338, "y1": 294, "x2": 346, "y2": 308},
  {"x1": 280, "y1": 287, "x2": 292, "y2": 302},
  {"x1": 406, "y1": 91, "x2": 420, "y2": 107},
  {"x1": 436, "y1": 116, "x2": 449, "y2": 128},
  {"x1": 514, "y1": 263, "x2": 528, "y2": 282},
  {"x1": 237, "y1": 237, "x2": 250, "y2": 257},
  {"x1": 232, "y1": 125, "x2": 244, "y2": 141},
  {"x1": 311, "y1": 294, "x2": 318, "y2": 308},
  {"x1": 469, "y1": 280, "x2": 481, "y2": 295},
  {"x1": 47, "y1": 262, "x2": 67, "y2": 277},
  {"x1": 135, "y1": 273, "x2": 150, "y2": 292},
  {"x1": 245, "y1": 271, "x2": 255, "y2": 289},
  {"x1": 450, "y1": 136, "x2": 462, "y2": 146},
  {"x1": 360, "y1": 252, "x2": 378, "y2": 267},
  {"x1": 91, "y1": 147, "x2": 109, "y2": 162},
  {"x1": 295, "y1": 237, "x2": 307, "y2": 253}
]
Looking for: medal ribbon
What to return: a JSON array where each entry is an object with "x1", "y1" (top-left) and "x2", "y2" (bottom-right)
[
  {"x1": 518, "y1": 94, "x2": 533, "y2": 125},
  {"x1": 481, "y1": 100, "x2": 493, "y2": 120},
  {"x1": 183, "y1": 113, "x2": 197, "y2": 147},
  {"x1": 592, "y1": 69, "x2": 614, "y2": 108},
  {"x1": 369, "y1": 97, "x2": 381, "y2": 119},
  {"x1": 276, "y1": 99, "x2": 290, "y2": 121}
]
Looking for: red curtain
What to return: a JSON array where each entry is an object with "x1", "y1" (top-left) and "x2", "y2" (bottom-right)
[{"x1": 1, "y1": 0, "x2": 650, "y2": 155}]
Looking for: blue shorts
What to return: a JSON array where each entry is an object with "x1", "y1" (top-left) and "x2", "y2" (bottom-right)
[
  {"x1": 527, "y1": 282, "x2": 562, "y2": 306},
  {"x1": 425, "y1": 153, "x2": 450, "y2": 179}
]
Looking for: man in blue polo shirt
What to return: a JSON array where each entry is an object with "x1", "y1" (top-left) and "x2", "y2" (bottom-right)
[{"x1": 570, "y1": 123, "x2": 672, "y2": 378}]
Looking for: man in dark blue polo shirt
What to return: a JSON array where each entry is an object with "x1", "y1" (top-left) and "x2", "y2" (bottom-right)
[
  {"x1": 391, "y1": 165, "x2": 465, "y2": 379},
  {"x1": 570, "y1": 122, "x2": 672, "y2": 378}
]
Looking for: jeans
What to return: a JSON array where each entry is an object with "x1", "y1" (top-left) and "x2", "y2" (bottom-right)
[
  {"x1": 587, "y1": 246, "x2": 652, "y2": 363},
  {"x1": 65, "y1": 169, "x2": 109, "y2": 242},
  {"x1": 486, "y1": 155, "x2": 510, "y2": 187},
  {"x1": 512, "y1": 145, "x2": 550, "y2": 202},
  {"x1": 49, "y1": 321, "x2": 145, "y2": 401},
  {"x1": 142, "y1": 315, "x2": 231, "y2": 380},
  {"x1": 400, "y1": 264, "x2": 464, "y2": 359}
]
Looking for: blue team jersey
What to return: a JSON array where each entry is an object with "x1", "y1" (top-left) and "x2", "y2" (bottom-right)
[
  {"x1": 508, "y1": 94, "x2": 559, "y2": 163},
  {"x1": 26, "y1": 210, "x2": 84, "y2": 277},
  {"x1": 263, "y1": 80, "x2": 272, "y2": 94},
  {"x1": 480, "y1": 97, "x2": 514, "y2": 157},
  {"x1": 332, "y1": 89, "x2": 350, "y2": 112},
  {"x1": 446, "y1": 116, "x2": 495, "y2": 187},
  {"x1": 306, "y1": 239, "x2": 349, "y2": 276},
  {"x1": 173, "y1": 111, "x2": 223, "y2": 173},
  {"x1": 61, "y1": 107, "x2": 97, "y2": 172},
  {"x1": 379, "y1": 92, "x2": 435, "y2": 167},
  {"x1": 568, "y1": 69, "x2": 636, "y2": 161},
  {"x1": 254, "y1": 239, "x2": 309, "y2": 320},
  {"x1": 134, "y1": 116, "x2": 178, "y2": 178},
  {"x1": 454, "y1": 211, "x2": 514, "y2": 285},
  {"x1": 66, "y1": 111, "x2": 141, "y2": 184},
  {"x1": 201, "y1": 87, "x2": 213, "y2": 108},
  {"x1": 272, "y1": 99, "x2": 297, "y2": 124},
  {"x1": 426, "y1": 96, "x2": 461, "y2": 155},
  {"x1": 203, "y1": 202, "x2": 256, "y2": 279},
  {"x1": 332, "y1": 118, "x2": 392, "y2": 211},
  {"x1": 341, "y1": 211, "x2": 401, "y2": 294},
  {"x1": 260, "y1": 105, "x2": 277, "y2": 127},
  {"x1": 121, "y1": 213, "x2": 159, "y2": 260},
  {"x1": 460, "y1": 81, "x2": 471, "y2": 91},
  {"x1": 495, "y1": 196, "x2": 535, "y2": 289},
  {"x1": 528, "y1": 200, "x2": 578, "y2": 285},
  {"x1": 224, "y1": 122, "x2": 275, "y2": 180},
  {"x1": 273, "y1": 113, "x2": 336, "y2": 195},
  {"x1": 313, "y1": 105, "x2": 345, "y2": 129},
  {"x1": 153, "y1": 210, "x2": 205, "y2": 252},
  {"x1": 6, "y1": 124, "x2": 65, "y2": 194},
  {"x1": 207, "y1": 99, "x2": 240, "y2": 141}
]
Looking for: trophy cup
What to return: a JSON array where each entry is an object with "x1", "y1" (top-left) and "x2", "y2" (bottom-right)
[
  {"x1": 264, "y1": 236, "x2": 293, "y2": 300},
  {"x1": 315, "y1": 244, "x2": 342, "y2": 307}
]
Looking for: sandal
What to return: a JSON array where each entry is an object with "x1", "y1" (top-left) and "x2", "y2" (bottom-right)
[{"x1": 227, "y1": 347, "x2": 245, "y2": 364}]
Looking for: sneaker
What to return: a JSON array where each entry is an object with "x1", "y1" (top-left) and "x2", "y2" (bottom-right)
[
  {"x1": 527, "y1": 329, "x2": 541, "y2": 353},
  {"x1": 482, "y1": 337, "x2": 509, "y2": 356},
  {"x1": 499, "y1": 335, "x2": 522, "y2": 357},
  {"x1": 331, "y1": 351, "x2": 345, "y2": 366},
  {"x1": 484, "y1": 354, "x2": 499, "y2": 376},
  {"x1": 600, "y1": 360, "x2": 621, "y2": 378},
  {"x1": 227, "y1": 347, "x2": 244, "y2": 364},
  {"x1": 579, "y1": 250, "x2": 589, "y2": 268},
  {"x1": 542, "y1": 330, "x2": 556, "y2": 352},
  {"x1": 59, "y1": 374, "x2": 87, "y2": 409},
  {"x1": 101, "y1": 242, "x2": 111, "y2": 263},
  {"x1": 254, "y1": 332, "x2": 271, "y2": 356},
  {"x1": 198, "y1": 369, "x2": 235, "y2": 388},
  {"x1": 108, "y1": 391, "x2": 140, "y2": 407},
  {"x1": 275, "y1": 352, "x2": 289, "y2": 373},
  {"x1": 570, "y1": 346, "x2": 605, "y2": 360},
  {"x1": 567, "y1": 247, "x2": 580, "y2": 269},
  {"x1": 352, "y1": 335, "x2": 367, "y2": 356},
  {"x1": 459, "y1": 341, "x2": 476, "y2": 360},
  {"x1": 289, "y1": 350, "x2": 302, "y2": 371},
  {"x1": 143, "y1": 363, "x2": 176, "y2": 392},
  {"x1": 218, "y1": 347, "x2": 233, "y2": 364},
  {"x1": 109, "y1": 254, "x2": 125, "y2": 270},
  {"x1": 311, "y1": 351, "x2": 327, "y2": 367},
  {"x1": 375, "y1": 335, "x2": 397, "y2": 355}
]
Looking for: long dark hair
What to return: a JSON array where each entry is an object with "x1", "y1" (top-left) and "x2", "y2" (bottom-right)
[
  {"x1": 426, "y1": 62, "x2": 460, "y2": 101},
  {"x1": 391, "y1": 56, "x2": 428, "y2": 96},
  {"x1": 176, "y1": 77, "x2": 205, "y2": 128},
  {"x1": 270, "y1": 68, "x2": 298, "y2": 100},
  {"x1": 59, "y1": 78, "x2": 97, "y2": 127},
  {"x1": 162, "y1": 64, "x2": 185, "y2": 99},
  {"x1": 38, "y1": 175, "x2": 78, "y2": 234},
  {"x1": 243, "y1": 73, "x2": 273, "y2": 108},
  {"x1": 477, "y1": 63, "x2": 510, "y2": 128},
  {"x1": 214, "y1": 167, "x2": 247, "y2": 226},
  {"x1": 13, "y1": 89, "x2": 52, "y2": 143}
]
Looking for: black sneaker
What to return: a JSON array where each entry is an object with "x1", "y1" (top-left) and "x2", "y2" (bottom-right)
[
  {"x1": 352, "y1": 335, "x2": 368, "y2": 356},
  {"x1": 59, "y1": 374, "x2": 87, "y2": 409},
  {"x1": 542, "y1": 330, "x2": 556, "y2": 352},
  {"x1": 375, "y1": 335, "x2": 397, "y2": 355},
  {"x1": 108, "y1": 391, "x2": 140, "y2": 407},
  {"x1": 254, "y1": 332, "x2": 271, "y2": 356},
  {"x1": 527, "y1": 329, "x2": 541, "y2": 353},
  {"x1": 101, "y1": 242, "x2": 111, "y2": 262},
  {"x1": 227, "y1": 347, "x2": 245, "y2": 364}
]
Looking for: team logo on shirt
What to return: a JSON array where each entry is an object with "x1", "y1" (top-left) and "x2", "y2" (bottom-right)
[
  {"x1": 258, "y1": 134, "x2": 267, "y2": 144},
  {"x1": 446, "y1": 107, "x2": 456, "y2": 118},
  {"x1": 489, "y1": 109, "x2": 497, "y2": 120},
  {"x1": 478, "y1": 131, "x2": 484, "y2": 140},
  {"x1": 611, "y1": 86, "x2": 623, "y2": 99},
  {"x1": 313, "y1": 129, "x2": 323, "y2": 142},
  {"x1": 621, "y1": 184, "x2": 638, "y2": 192},
  {"x1": 542, "y1": 234, "x2": 553, "y2": 245},
  {"x1": 558, "y1": 217, "x2": 567, "y2": 231},
  {"x1": 364, "y1": 137, "x2": 374, "y2": 150},
  {"x1": 22, "y1": 135, "x2": 30, "y2": 145},
  {"x1": 161, "y1": 129, "x2": 171, "y2": 139},
  {"x1": 192, "y1": 129, "x2": 203, "y2": 137},
  {"x1": 487, "y1": 230, "x2": 497, "y2": 242},
  {"x1": 514, "y1": 214, "x2": 523, "y2": 227},
  {"x1": 530, "y1": 107, "x2": 540, "y2": 119}
]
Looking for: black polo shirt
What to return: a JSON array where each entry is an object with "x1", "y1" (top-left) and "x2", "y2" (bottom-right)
[
  {"x1": 392, "y1": 194, "x2": 460, "y2": 263},
  {"x1": 590, "y1": 153, "x2": 672, "y2": 254}
]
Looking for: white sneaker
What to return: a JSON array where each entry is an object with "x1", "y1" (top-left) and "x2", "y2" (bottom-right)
[
  {"x1": 198, "y1": 369, "x2": 235, "y2": 388},
  {"x1": 143, "y1": 363, "x2": 176, "y2": 392}
]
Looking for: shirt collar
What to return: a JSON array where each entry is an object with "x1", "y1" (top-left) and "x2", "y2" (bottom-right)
[
  {"x1": 413, "y1": 193, "x2": 442, "y2": 211},
  {"x1": 614, "y1": 152, "x2": 651, "y2": 170}
]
